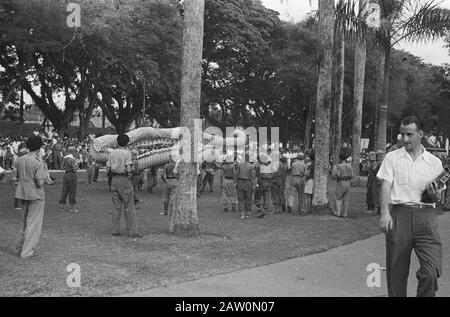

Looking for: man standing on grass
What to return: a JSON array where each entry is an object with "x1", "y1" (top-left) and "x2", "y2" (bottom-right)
[
  {"x1": 161, "y1": 155, "x2": 178, "y2": 216},
  {"x1": 235, "y1": 151, "x2": 256, "y2": 219},
  {"x1": 107, "y1": 134, "x2": 142, "y2": 238},
  {"x1": 58, "y1": 146, "x2": 79, "y2": 213},
  {"x1": 378, "y1": 115, "x2": 444, "y2": 297},
  {"x1": 220, "y1": 154, "x2": 237, "y2": 213},
  {"x1": 289, "y1": 153, "x2": 307, "y2": 215},
  {"x1": 13, "y1": 135, "x2": 47, "y2": 259}
]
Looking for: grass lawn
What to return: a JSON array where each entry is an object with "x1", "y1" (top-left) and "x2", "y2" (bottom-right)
[{"x1": 0, "y1": 173, "x2": 380, "y2": 296}]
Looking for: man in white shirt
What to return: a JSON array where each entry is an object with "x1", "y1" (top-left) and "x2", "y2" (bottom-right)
[{"x1": 377, "y1": 115, "x2": 444, "y2": 297}]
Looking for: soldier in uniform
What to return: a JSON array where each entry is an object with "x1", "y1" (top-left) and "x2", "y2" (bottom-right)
[
  {"x1": 13, "y1": 135, "x2": 47, "y2": 258},
  {"x1": 58, "y1": 146, "x2": 79, "y2": 213},
  {"x1": 235, "y1": 151, "x2": 256, "y2": 219},
  {"x1": 270, "y1": 152, "x2": 287, "y2": 214},
  {"x1": 332, "y1": 153, "x2": 354, "y2": 218},
  {"x1": 255, "y1": 152, "x2": 272, "y2": 217},
  {"x1": 220, "y1": 154, "x2": 237, "y2": 212},
  {"x1": 366, "y1": 151, "x2": 377, "y2": 212},
  {"x1": 290, "y1": 153, "x2": 308, "y2": 214},
  {"x1": 161, "y1": 155, "x2": 178, "y2": 216},
  {"x1": 106, "y1": 134, "x2": 142, "y2": 238}
]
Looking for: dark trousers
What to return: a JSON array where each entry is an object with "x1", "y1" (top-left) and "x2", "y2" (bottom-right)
[
  {"x1": 53, "y1": 152, "x2": 62, "y2": 170},
  {"x1": 93, "y1": 165, "x2": 100, "y2": 181},
  {"x1": 59, "y1": 172, "x2": 77, "y2": 205},
  {"x1": 237, "y1": 180, "x2": 252, "y2": 216},
  {"x1": 111, "y1": 175, "x2": 137, "y2": 235},
  {"x1": 386, "y1": 206, "x2": 442, "y2": 297},
  {"x1": 201, "y1": 172, "x2": 214, "y2": 191},
  {"x1": 4, "y1": 158, "x2": 12, "y2": 170}
]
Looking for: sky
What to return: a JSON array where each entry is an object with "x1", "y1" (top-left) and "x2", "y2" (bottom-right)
[{"x1": 261, "y1": 0, "x2": 450, "y2": 66}]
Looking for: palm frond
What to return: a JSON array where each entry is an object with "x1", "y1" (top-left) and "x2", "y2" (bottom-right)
[
  {"x1": 335, "y1": 0, "x2": 376, "y2": 41},
  {"x1": 395, "y1": 0, "x2": 450, "y2": 45}
]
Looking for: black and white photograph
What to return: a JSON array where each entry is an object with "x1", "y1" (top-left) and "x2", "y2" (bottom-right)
[{"x1": 1, "y1": 0, "x2": 450, "y2": 301}]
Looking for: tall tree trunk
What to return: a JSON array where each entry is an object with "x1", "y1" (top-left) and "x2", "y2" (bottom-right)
[
  {"x1": 312, "y1": 0, "x2": 335, "y2": 210},
  {"x1": 373, "y1": 47, "x2": 384, "y2": 150},
  {"x1": 351, "y1": 24, "x2": 367, "y2": 177},
  {"x1": 170, "y1": 0, "x2": 204, "y2": 236},
  {"x1": 304, "y1": 97, "x2": 314, "y2": 150},
  {"x1": 331, "y1": 33, "x2": 344, "y2": 170},
  {"x1": 376, "y1": 46, "x2": 390, "y2": 151}
]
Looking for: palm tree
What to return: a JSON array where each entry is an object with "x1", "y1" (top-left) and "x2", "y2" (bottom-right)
[
  {"x1": 312, "y1": 0, "x2": 335, "y2": 209},
  {"x1": 375, "y1": 0, "x2": 450, "y2": 150},
  {"x1": 169, "y1": 0, "x2": 205, "y2": 236},
  {"x1": 351, "y1": 0, "x2": 369, "y2": 178}
]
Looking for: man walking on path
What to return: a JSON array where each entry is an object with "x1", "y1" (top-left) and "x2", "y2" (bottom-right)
[
  {"x1": 107, "y1": 134, "x2": 142, "y2": 238},
  {"x1": 378, "y1": 115, "x2": 444, "y2": 297},
  {"x1": 13, "y1": 135, "x2": 47, "y2": 259},
  {"x1": 58, "y1": 146, "x2": 79, "y2": 213}
]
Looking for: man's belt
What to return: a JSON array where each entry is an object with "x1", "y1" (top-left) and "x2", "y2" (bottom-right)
[
  {"x1": 65, "y1": 171, "x2": 75, "y2": 173},
  {"x1": 393, "y1": 203, "x2": 436, "y2": 209},
  {"x1": 260, "y1": 177, "x2": 271, "y2": 180},
  {"x1": 292, "y1": 174, "x2": 305, "y2": 177},
  {"x1": 112, "y1": 173, "x2": 128, "y2": 176},
  {"x1": 337, "y1": 177, "x2": 353, "y2": 181},
  {"x1": 238, "y1": 178, "x2": 250, "y2": 181},
  {"x1": 166, "y1": 177, "x2": 176, "y2": 179}
]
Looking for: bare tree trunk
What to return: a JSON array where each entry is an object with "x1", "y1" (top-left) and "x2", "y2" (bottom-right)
[
  {"x1": 376, "y1": 46, "x2": 390, "y2": 151},
  {"x1": 351, "y1": 27, "x2": 367, "y2": 177},
  {"x1": 312, "y1": 0, "x2": 335, "y2": 210},
  {"x1": 170, "y1": 0, "x2": 204, "y2": 236},
  {"x1": 373, "y1": 47, "x2": 384, "y2": 150},
  {"x1": 331, "y1": 33, "x2": 344, "y2": 170},
  {"x1": 304, "y1": 97, "x2": 314, "y2": 150}
]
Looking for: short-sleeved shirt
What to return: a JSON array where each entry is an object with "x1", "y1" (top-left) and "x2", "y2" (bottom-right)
[
  {"x1": 235, "y1": 162, "x2": 255, "y2": 180},
  {"x1": 106, "y1": 148, "x2": 133, "y2": 174},
  {"x1": 333, "y1": 162, "x2": 354, "y2": 180},
  {"x1": 258, "y1": 162, "x2": 272, "y2": 178},
  {"x1": 291, "y1": 160, "x2": 307, "y2": 176},
  {"x1": 222, "y1": 163, "x2": 235, "y2": 178},
  {"x1": 377, "y1": 146, "x2": 443, "y2": 204},
  {"x1": 62, "y1": 154, "x2": 78, "y2": 172},
  {"x1": 14, "y1": 152, "x2": 47, "y2": 201}
]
